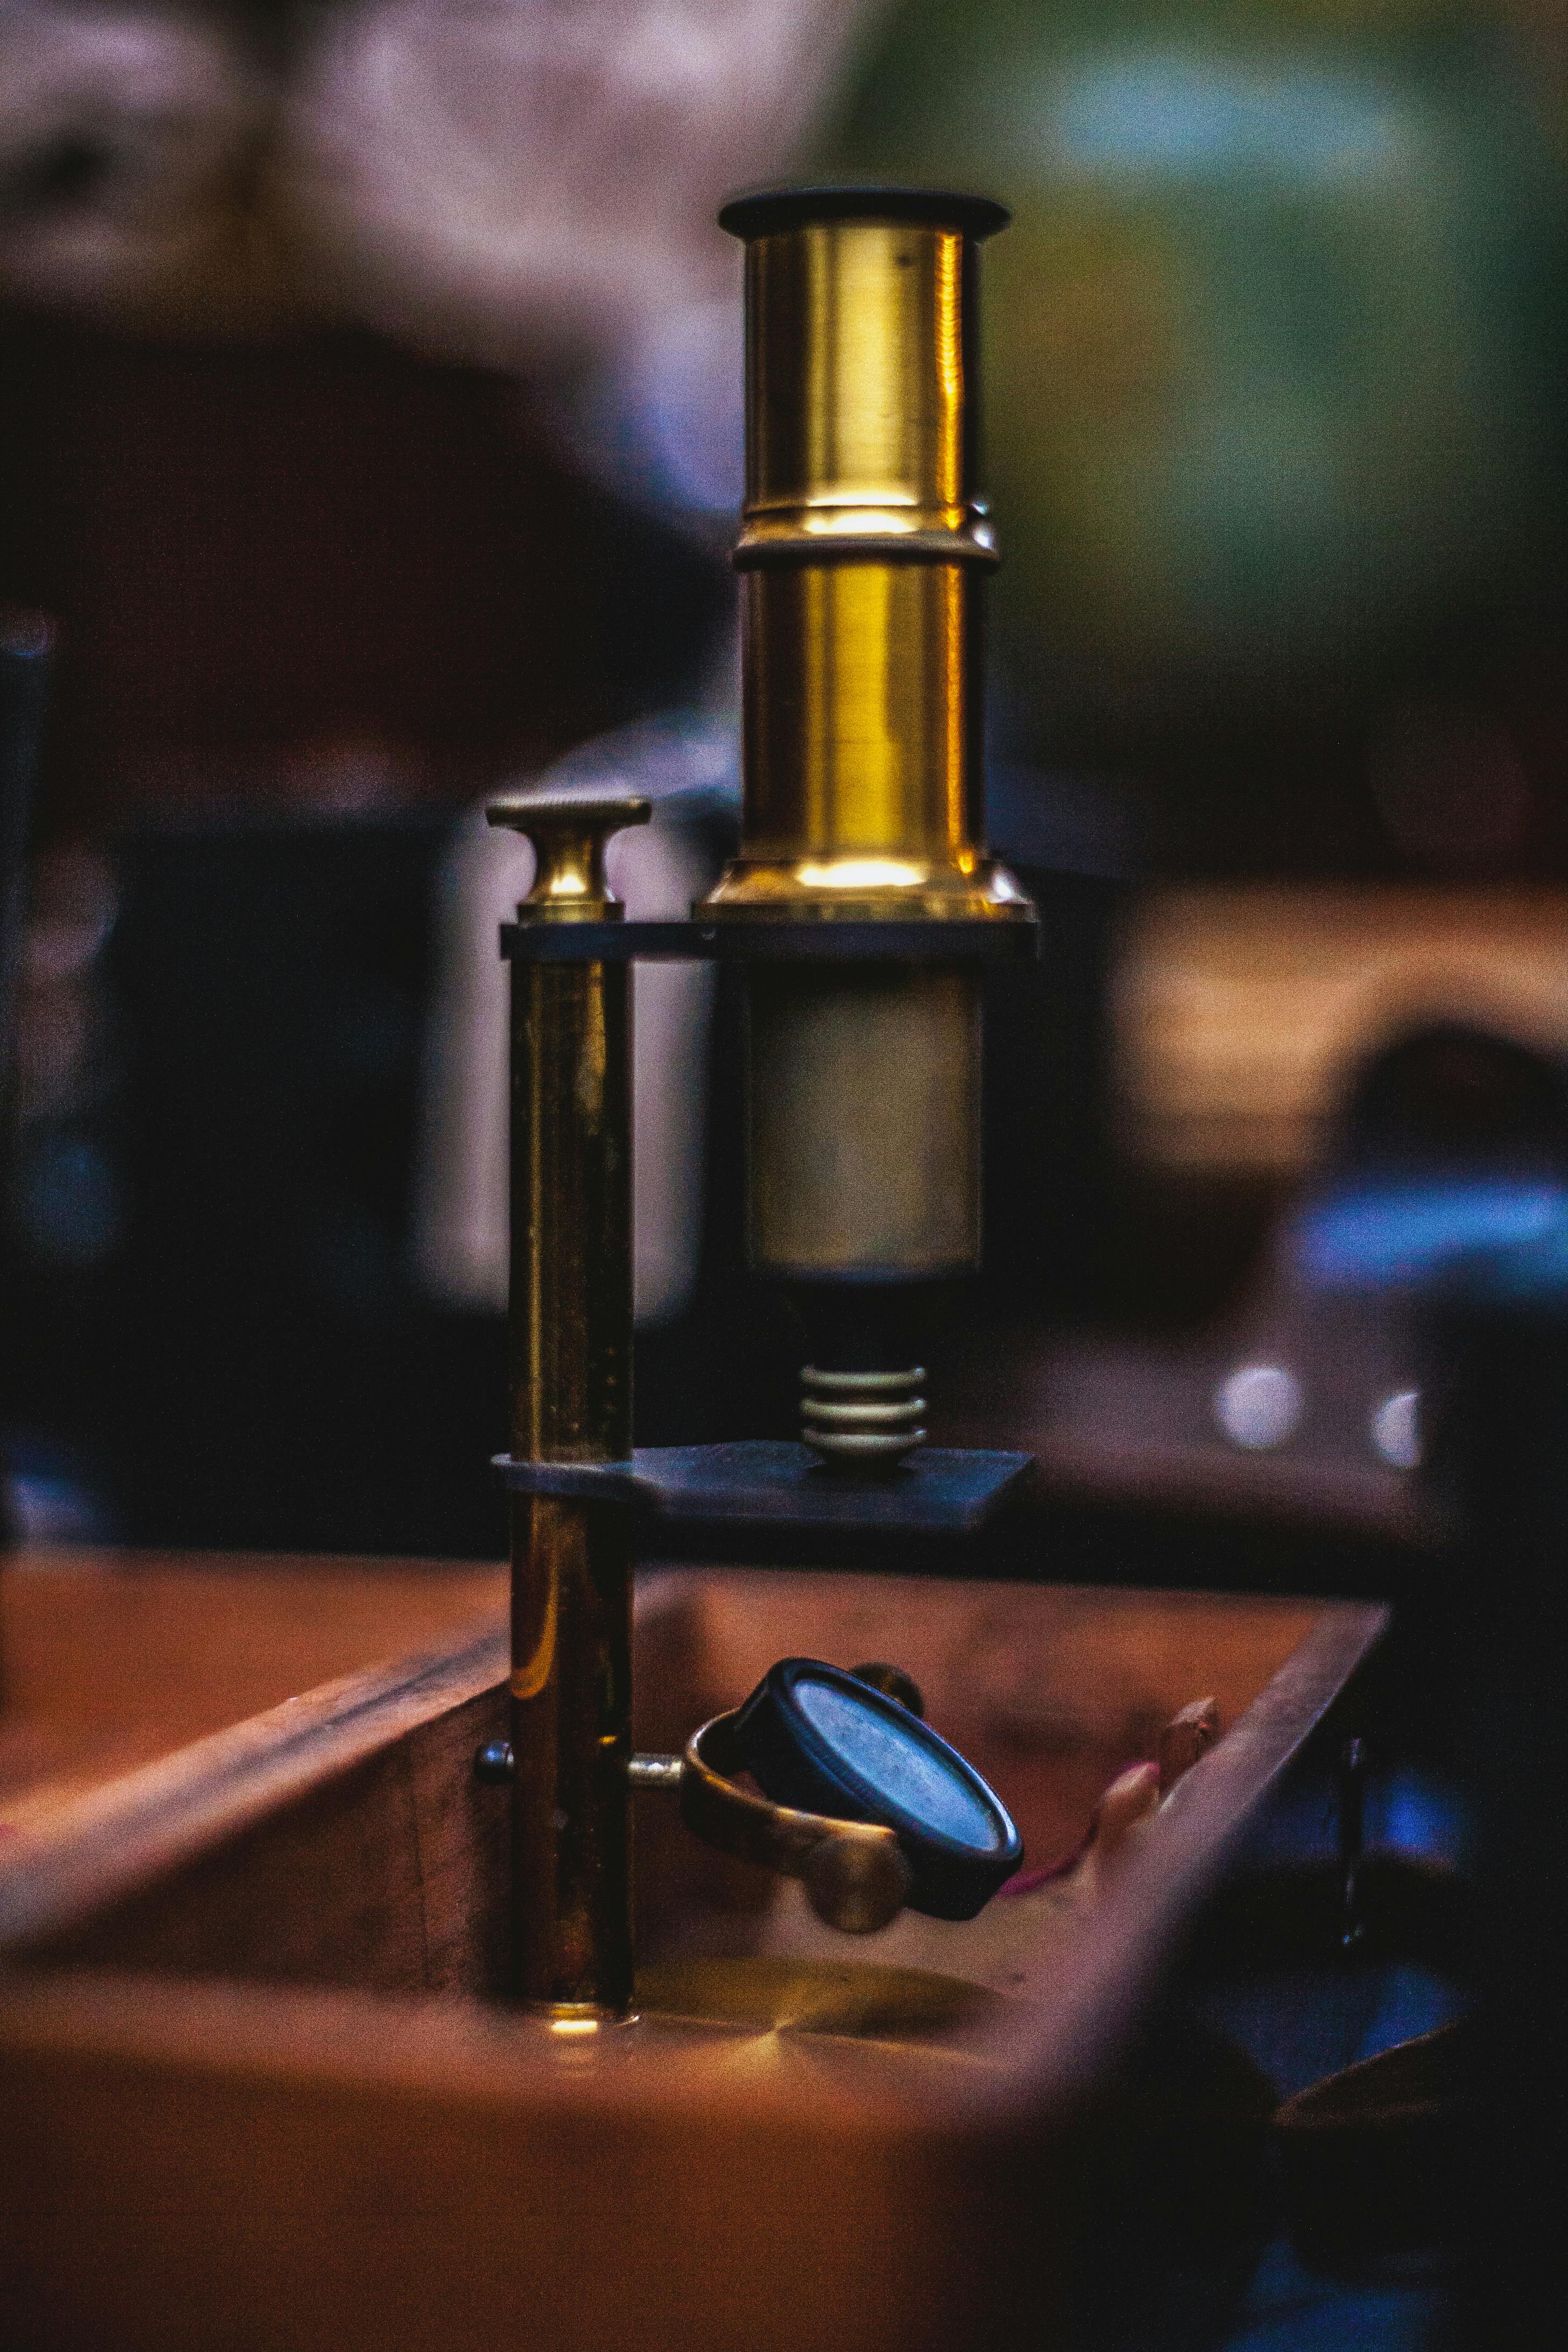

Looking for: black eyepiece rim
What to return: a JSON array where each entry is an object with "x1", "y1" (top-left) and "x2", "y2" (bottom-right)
[{"x1": 719, "y1": 185, "x2": 1010, "y2": 242}]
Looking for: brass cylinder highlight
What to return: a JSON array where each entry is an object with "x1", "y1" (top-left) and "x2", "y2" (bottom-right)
[
  {"x1": 740, "y1": 561, "x2": 977, "y2": 877},
  {"x1": 488, "y1": 795, "x2": 645, "y2": 2018},
  {"x1": 706, "y1": 188, "x2": 1027, "y2": 926}
]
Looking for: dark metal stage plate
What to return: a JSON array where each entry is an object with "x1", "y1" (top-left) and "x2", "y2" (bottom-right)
[{"x1": 496, "y1": 1442, "x2": 1033, "y2": 1535}]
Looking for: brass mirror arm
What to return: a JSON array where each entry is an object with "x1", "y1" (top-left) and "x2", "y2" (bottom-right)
[{"x1": 630, "y1": 1711, "x2": 912, "y2": 1935}]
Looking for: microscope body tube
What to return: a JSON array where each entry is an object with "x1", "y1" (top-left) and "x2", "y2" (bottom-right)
[{"x1": 705, "y1": 193, "x2": 1032, "y2": 1454}]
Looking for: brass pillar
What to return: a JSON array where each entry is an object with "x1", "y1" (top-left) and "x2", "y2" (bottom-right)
[
  {"x1": 487, "y1": 795, "x2": 647, "y2": 2019},
  {"x1": 703, "y1": 189, "x2": 1032, "y2": 1455}
]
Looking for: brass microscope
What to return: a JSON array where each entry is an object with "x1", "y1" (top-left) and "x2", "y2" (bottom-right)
[{"x1": 486, "y1": 188, "x2": 1039, "y2": 2020}]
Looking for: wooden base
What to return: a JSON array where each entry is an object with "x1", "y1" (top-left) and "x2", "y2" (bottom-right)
[{"x1": 0, "y1": 1550, "x2": 1384, "y2": 2351}]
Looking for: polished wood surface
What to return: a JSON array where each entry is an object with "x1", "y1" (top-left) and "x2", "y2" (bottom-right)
[
  {"x1": 0, "y1": 1549, "x2": 507, "y2": 1815},
  {"x1": 0, "y1": 1550, "x2": 1385, "y2": 2352}
]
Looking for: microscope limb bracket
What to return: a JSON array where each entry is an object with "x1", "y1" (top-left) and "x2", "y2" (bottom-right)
[{"x1": 499, "y1": 918, "x2": 1039, "y2": 965}]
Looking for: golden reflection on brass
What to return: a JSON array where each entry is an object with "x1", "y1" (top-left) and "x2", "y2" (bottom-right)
[
  {"x1": 704, "y1": 195, "x2": 1030, "y2": 926},
  {"x1": 738, "y1": 222, "x2": 983, "y2": 561},
  {"x1": 486, "y1": 793, "x2": 648, "y2": 2019},
  {"x1": 741, "y1": 564, "x2": 968, "y2": 874},
  {"x1": 710, "y1": 548, "x2": 1027, "y2": 921}
]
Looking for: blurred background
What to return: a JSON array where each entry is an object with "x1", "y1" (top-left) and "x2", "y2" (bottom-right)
[{"x1": 2, "y1": 0, "x2": 1567, "y2": 1576}]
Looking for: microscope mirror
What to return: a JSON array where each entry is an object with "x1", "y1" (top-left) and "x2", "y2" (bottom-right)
[{"x1": 733, "y1": 1658, "x2": 1023, "y2": 1921}]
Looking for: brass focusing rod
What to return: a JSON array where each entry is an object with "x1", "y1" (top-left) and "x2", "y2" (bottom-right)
[
  {"x1": 487, "y1": 794, "x2": 647, "y2": 2019},
  {"x1": 704, "y1": 188, "x2": 1032, "y2": 1455}
]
